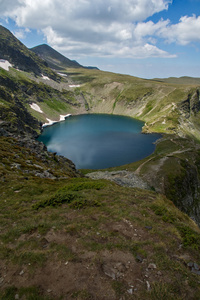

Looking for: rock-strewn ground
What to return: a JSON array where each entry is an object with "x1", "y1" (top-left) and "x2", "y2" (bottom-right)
[{"x1": 87, "y1": 170, "x2": 150, "y2": 190}]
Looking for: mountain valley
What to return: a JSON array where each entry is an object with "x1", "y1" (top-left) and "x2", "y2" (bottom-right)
[{"x1": 0, "y1": 25, "x2": 200, "y2": 299}]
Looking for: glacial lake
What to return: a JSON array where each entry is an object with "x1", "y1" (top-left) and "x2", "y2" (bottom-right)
[{"x1": 38, "y1": 114, "x2": 161, "y2": 169}]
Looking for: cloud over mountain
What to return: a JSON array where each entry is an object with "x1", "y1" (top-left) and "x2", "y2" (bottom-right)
[{"x1": 0, "y1": 0, "x2": 199, "y2": 60}]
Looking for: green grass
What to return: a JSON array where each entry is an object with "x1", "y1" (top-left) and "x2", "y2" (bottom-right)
[
  {"x1": 32, "y1": 180, "x2": 105, "y2": 209},
  {"x1": 177, "y1": 225, "x2": 200, "y2": 249},
  {"x1": 1, "y1": 158, "x2": 200, "y2": 299},
  {"x1": 1, "y1": 286, "x2": 52, "y2": 300},
  {"x1": 71, "y1": 289, "x2": 93, "y2": 299}
]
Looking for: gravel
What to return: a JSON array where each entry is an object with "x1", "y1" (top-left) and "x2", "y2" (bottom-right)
[{"x1": 86, "y1": 170, "x2": 151, "y2": 190}]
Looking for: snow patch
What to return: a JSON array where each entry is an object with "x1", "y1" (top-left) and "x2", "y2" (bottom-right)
[
  {"x1": 69, "y1": 84, "x2": 81, "y2": 88},
  {"x1": 57, "y1": 72, "x2": 68, "y2": 77},
  {"x1": 30, "y1": 103, "x2": 43, "y2": 113},
  {"x1": 0, "y1": 59, "x2": 12, "y2": 71},
  {"x1": 41, "y1": 75, "x2": 50, "y2": 80},
  {"x1": 60, "y1": 114, "x2": 72, "y2": 121},
  {"x1": 43, "y1": 118, "x2": 58, "y2": 127},
  {"x1": 43, "y1": 114, "x2": 71, "y2": 127}
]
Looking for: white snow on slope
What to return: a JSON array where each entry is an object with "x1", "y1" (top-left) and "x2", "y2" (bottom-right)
[
  {"x1": 69, "y1": 84, "x2": 81, "y2": 88},
  {"x1": 30, "y1": 103, "x2": 43, "y2": 113},
  {"x1": 42, "y1": 74, "x2": 50, "y2": 80},
  {"x1": 0, "y1": 59, "x2": 12, "y2": 71}
]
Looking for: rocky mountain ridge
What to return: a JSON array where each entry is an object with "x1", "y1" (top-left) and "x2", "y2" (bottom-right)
[{"x1": 31, "y1": 44, "x2": 84, "y2": 70}]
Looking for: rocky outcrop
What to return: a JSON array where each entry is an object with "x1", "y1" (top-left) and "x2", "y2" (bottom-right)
[
  {"x1": 163, "y1": 157, "x2": 200, "y2": 225},
  {"x1": 0, "y1": 86, "x2": 40, "y2": 137},
  {"x1": 87, "y1": 150, "x2": 200, "y2": 226},
  {"x1": 87, "y1": 170, "x2": 150, "y2": 190},
  {"x1": 178, "y1": 89, "x2": 200, "y2": 118},
  {"x1": 135, "y1": 136, "x2": 200, "y2": 226}
]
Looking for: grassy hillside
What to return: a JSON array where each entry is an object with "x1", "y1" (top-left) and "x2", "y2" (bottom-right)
[
  {"x1": 153, "y1": 76, "x2": 200, "y2": 85},
  {"x1": 65, "y1": 69, "x2": 200, "y2": 140},
  {"x1": 0, "y1": 68, "x2": 86, "y2": 131},
  {"x1": 1, "y1": 135, "x2": 200, "y2": 299}
]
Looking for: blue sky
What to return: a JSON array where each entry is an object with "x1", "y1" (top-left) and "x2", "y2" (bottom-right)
[{"x1": 0, "y1": 0, "x2": 200, "y2": 79}]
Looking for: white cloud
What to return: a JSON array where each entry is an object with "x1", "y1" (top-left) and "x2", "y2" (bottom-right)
[
  {"x1": 134, "y1": 19, "x2": 170, "y2": 40},
  {"x1": 158, "y1": 15, "x2": 200, "y2": 45},
  {"x1": 43, "y1": 26, "x2": 64, "y2": 46},
  {"x1": 115, "y1": 43, "x2": 176, "y2": 58},
  {"x1": 0, "y1": 0, "x2": 173, "y2": 57},
  {"x1": 0, "y1": 0, "x2": 22, "y2": 15},
  {"x1": 13, "y1": 28, "x2": 30, "y2": 39},
  {"x1": 1, "y1": 0, "x2": 196, "y2": 60}
]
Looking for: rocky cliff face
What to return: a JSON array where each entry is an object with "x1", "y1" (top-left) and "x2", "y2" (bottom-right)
[
  {"x1": 178, "y1": 89, "x2": 200, "y2": 117},
  {"x1": 0, "y1": 74, "x2": 41, "y2": 136},
  {"x1": 162, "y1": 155, "x2": 200, "y2": 225},
  {"x1": 177, "y1": 88, "x2": 200, "y2": 139}
]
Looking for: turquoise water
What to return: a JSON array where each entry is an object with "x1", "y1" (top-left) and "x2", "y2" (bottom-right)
[{"x1": 38, "y1": 114, "x2": 161, "y2": 169}]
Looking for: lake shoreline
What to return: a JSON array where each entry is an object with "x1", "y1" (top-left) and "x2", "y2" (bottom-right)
[{"x1": 38, "y1": 114, "x2": 161, "y2": 169}]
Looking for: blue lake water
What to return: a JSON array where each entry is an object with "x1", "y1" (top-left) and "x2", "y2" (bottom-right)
[{"x1": 38, "y1": 114, "x2": 161, "y2": 169}]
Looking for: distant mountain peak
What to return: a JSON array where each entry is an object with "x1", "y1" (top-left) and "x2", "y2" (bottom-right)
[
  {"x1": 31, "y1": 44, "x2": 83, "y2": 70},
  {"x1": 31, "y1": 44, "x2": 99, "y2": 71}
]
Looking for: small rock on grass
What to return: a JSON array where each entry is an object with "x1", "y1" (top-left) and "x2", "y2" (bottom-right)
[
  {"x1": 187, "y1": 262, "x2": 200, "y2": 275},
  {"x1": 146, "y1": 281, "x2": 151, "y2": 291},
  {"x1": 0, "y1": 277, "x2": 4, "y2": 284},
  {"x1": 127, "y1": 288, "x2": 133, "y2": 295},
  {"x1": 19, "y1": 270, "x2": 24, "y2": 276},
  {"x1": 148, "y1": 263, "x2": 157, "y2": 269},
  {"x1": 136, "y1": 255, "x2": 143, "y2": 263}
]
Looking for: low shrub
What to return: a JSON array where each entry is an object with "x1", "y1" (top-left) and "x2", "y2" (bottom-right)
[
  {"x1": 33, "y1": 180, "x2": 104, "y2": 210},
  {"x1": 33, "y1": 192, "x2": 75, "y2": 209},
  {"x1": 69, "y1": 198, "x2": 101, "y2": 209},
  {"x1": 151, "y1": 204, "x2": 176, "y2": 223},
  {"x1": 177, "y1": 225, "x2": 200, "y2": 249},
  {"x1": 60, "y1": 181, "x2": 105, "y2": 192}
]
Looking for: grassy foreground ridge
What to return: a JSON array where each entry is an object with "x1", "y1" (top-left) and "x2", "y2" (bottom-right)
[{"x1": 0, "y1": 136, "x2": 200, "y2": 299}]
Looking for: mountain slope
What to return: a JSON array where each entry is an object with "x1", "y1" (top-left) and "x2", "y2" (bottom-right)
[
  {"x1": 31, "y1": 44, "x2": 83, "y2": 70},
  {"x1": 0, "y1": 26, "x2": 200, "y2": 299},
  {"x1": 0, "y1": 67, "x2": 84, "y2": 135},
  {"x1": 0, "y1": 25, "x2": 60, "y2": 81}
]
